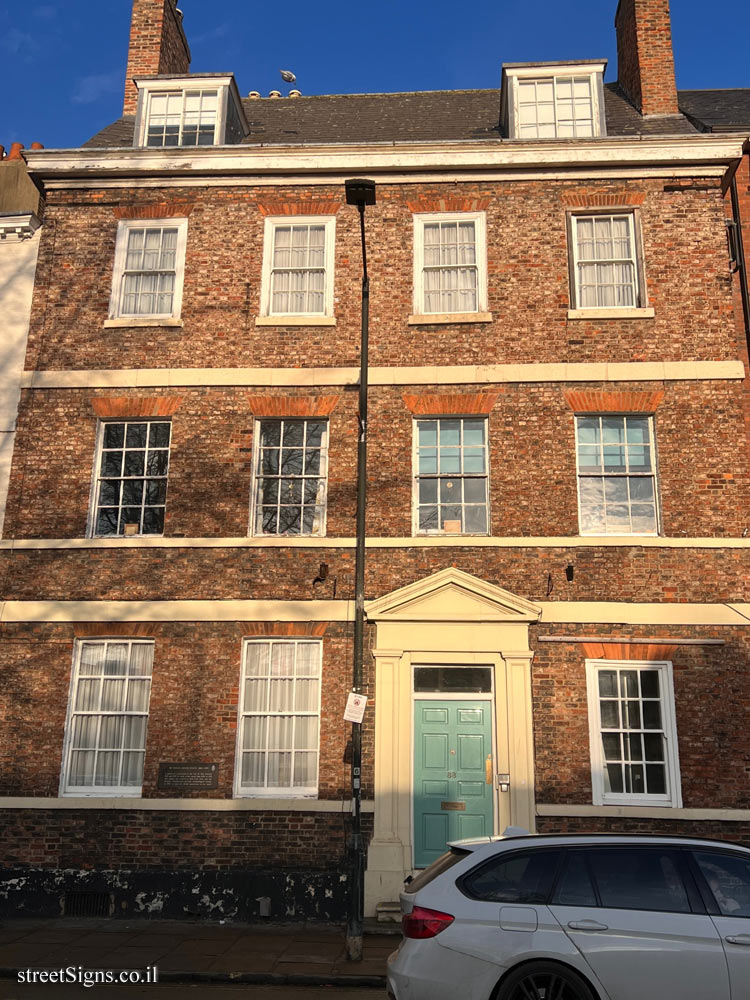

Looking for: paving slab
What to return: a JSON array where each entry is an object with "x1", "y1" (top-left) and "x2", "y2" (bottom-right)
[{"x1": 0, "y1": 919, "x2": 389, "y2": 986}]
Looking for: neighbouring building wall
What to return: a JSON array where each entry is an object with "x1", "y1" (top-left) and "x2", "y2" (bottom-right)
[{"x1": 0, "y1": 158, "x2": 42, "y2": 536}]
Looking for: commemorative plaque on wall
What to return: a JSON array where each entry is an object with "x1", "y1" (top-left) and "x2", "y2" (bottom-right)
[{"x1": 157, "y1": 762, "x2": 219, "y2": 790}]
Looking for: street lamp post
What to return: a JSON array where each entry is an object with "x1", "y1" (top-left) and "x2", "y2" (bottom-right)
[{"x1": 344, "y1": 177, "x2": 376, "y2": 963}]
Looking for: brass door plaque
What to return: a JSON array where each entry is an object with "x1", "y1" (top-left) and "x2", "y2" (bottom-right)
[{"x1": 441, "y1": 801, "x2": 466, "y2": 811}]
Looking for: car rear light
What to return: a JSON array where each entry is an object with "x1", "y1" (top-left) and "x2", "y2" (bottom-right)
[{"x1": 402, "y1": 905, "x2": 455, "y2": 939}]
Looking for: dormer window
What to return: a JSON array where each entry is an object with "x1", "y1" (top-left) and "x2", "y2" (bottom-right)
[
  {"x1": 133, "y1": 74, "x2": 248, "y2": 148},
  {"x1": 502, "y1": 62, "x2": 607, "y2": 140},
  {"x1": 145, "y1": 90, "x2": 218, "y2": 146}
]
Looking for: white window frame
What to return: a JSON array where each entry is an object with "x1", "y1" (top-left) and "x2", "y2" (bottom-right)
[
  {"x1": 575, "y1": 413, "x2": 660, "y2": 537},
  {"x1": 412, "y1": 416, "x2": 491, "y2": 536},
  {"x1": 88, "y1": 418, "x2": 172, "y2": 538},
  {"x1": 570, "y1": 212, "x2": 644, "y2": 310},
  {"x1": 234, "y1": 638, "x2": 323, "y2": 798},
  {"x1": 60, "y1": 639, "x2": 154, "y2": 797},
  {"x1": 260, "y1": 216, "x2": 336, "y2": 318},
  {"x1": 133, "y1": 77, "x2": 244, "y2": 148},
  {"x1": 108, "y1": 218, "x2": 188, "y2": 321},
  {"x1": 413, "y1": 212, "x2": 487, "y2": 317},
  {"x1": 586, "y1": 659, "x2": 682, "y2": 809},
  {"x1": 249, "y1": 417, "x2": 329, "y2": 537},
  {"x1": 504, "y1": 63, "x2": 607, "y2": 140}
]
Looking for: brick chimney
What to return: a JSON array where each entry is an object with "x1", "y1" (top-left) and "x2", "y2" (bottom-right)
[
  {"x1": 123, "y1": 0, "x2": 191, "y2": 116},
  {"x1": 615, "y1": 0, "x2": 679, "y2": 117}
]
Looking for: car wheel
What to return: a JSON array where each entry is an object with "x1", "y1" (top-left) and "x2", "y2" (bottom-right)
[{"x1": 495, "y1": 961, "x2": 597, "y2": 1000}]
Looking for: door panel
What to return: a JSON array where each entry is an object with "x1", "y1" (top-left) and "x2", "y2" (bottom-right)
[{"x1": 414, "y1": 699, "x2": 493, "y2": 868}]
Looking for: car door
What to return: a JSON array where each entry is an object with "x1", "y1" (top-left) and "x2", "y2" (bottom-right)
[
  {"x1": 444, "y1": 848, "x2": 598, "y2": 982},
  {"x1": 691, "y1": 848, "x2": 750, "y2": 1000},
  {"x1": 548, "y1": 846, "x2": 729, "y2": 1000}
]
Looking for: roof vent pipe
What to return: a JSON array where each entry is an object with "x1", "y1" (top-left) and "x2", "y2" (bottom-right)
[
  {"x1": 289, "y1": 89, "x2": 301, "y2": 98},
  {"x1": 30, "y1": 142, "x2": 44, "y2": 150},
  {"x1": 8, "y1": 142, "x2": 24, "y2": 160},
  {"x1": 268, "y1": 90, "x2": 281, "y2": 98},
  {"x1": 248, "y1": 91, "x2": 261, "y2": 99}
]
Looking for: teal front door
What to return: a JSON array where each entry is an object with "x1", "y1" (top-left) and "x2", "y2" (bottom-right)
[{"x1": 413, "y1": 700, "x2": 494, "y2": 868}]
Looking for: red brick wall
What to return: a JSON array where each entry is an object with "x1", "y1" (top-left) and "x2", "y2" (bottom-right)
[
  {"x1": 532, "y1": 624, "x2": 750, "y2": 810},
  {"x1": 24, "y1": 179, "x2": 737, "y2": 372},
  {"x1": 5, "y1": 378, "x2": 749, "y2": 543},
  {"x1": 727, "y1": 152, "x2": 750, "y2": 451},
  {"x1": 1, "y1": 809, "x2": 372, "y2": 871},
  {"x1": 0, "y1": 622, "x2": 371, "y2": 801},
  {"x1": 615, "y1": 0, "x2": 679, "y2": 116},
  {"x1": 123, "y1": 0, "x2": 190, "y2": 116}
]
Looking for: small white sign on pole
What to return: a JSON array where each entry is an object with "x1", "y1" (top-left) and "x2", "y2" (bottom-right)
[{"x1": 343, "y1": 692, "x2": 368, "y2": 724}]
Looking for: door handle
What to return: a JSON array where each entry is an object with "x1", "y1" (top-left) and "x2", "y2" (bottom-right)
[
  {"x1": 568, "y1": 920, "x2": 609, "y2": 932},
  {"x1": 485, "y1": 755, "x2": 492, "y2": 784},
  {"x1": 725, "y1": 935, "x2": 750, "y2": 946}
]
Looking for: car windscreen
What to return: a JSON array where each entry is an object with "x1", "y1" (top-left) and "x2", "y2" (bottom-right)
[{"x1": 405, "y1": 848, "x2": 470, "y2": 894}]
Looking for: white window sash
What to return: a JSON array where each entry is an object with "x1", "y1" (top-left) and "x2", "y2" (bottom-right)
[
  {"x1": 108, "y1": 218, "x2": 188, "y2": 320},
  {"x1": 586, "y1": 659, "x2": 682, "y2": 808},
  {"x1": 249, "y1": 418, "x2": 329, "y2": 537},
  {"x1": 234, "y1": 639, "x2": 322, "y2": 798},
  {"x1": 141, "y1": 89, "x2": 222, "y2": 147},
  {"x1": 413, "y1": 212, "x2": 487, "y2": 316},
  {"x1": 512, "y1": 72, "x2": 602, "y2": 139},
  {"x1": 260, "y1": 216, "x2": 336, "y2": 317},
  {"x1": 411, "y1": 416, "x2": 490, "y2": 536},
  {"x1": 570, "y1": 213, "x2": 641, "y2": 310},
  {"x1": 88, "y1": 419, "x2": 172, "y2": 538},
  {"x1": 60, "y1": 639, "x2": 154, "y2": 797},
  {"x1": 575, "y1": 414, "x2": 659, "y2": 537}
]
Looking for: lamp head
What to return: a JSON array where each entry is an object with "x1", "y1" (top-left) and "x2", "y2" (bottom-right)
[{"x1": 345, "y1": 178, "x2": 376, "y2": 207}]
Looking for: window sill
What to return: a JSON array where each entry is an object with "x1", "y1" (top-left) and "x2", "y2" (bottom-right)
[
  {"x1": 104, "y1": 318, "x2": 183, "y2": 328},
  {"x1": 255, "y1": 316, "x2": 336, "y2": 327},
  {"x1": 596, "y1": 798, "x2": 677, "y2": 809},
  {"x1": 567, "y1": 308, "x2": 655, "y2": 320},
  {"x1": 408, "y1": 312, "x2": 493, "y2": 325}
]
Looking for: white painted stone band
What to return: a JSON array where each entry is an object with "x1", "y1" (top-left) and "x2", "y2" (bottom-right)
[
  {"x1": 19, "y1": 360, "x2": 744, "y2": 390},
  {"x1": 1, "y1": 599, "x2": 749, "y2": 627},
  {"x1": 2, "y1": 535, "x2": 750, "y2": 550},
  {"x1": 0, "y1": 796, "x2": 374, "y2": 812},
  {"x1": 537, "y1": 804, "x2": 750, "y2": 822}
]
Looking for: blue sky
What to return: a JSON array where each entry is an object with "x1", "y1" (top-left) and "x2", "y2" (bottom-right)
[{"x1": 1, "y1": 0, "x2": 748, "y2": 149}]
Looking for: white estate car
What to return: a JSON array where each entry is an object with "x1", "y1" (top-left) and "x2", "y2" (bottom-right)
[{"x1": 386, "y1": 833, "x2": 750, "y2": 1000}]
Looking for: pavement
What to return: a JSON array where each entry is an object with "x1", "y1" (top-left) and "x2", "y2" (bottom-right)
[{"x1": 0, "y1": 919, "x2": 396, "y2": 987}]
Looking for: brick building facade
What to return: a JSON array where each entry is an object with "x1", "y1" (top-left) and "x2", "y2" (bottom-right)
[{"x1": 2, "y1": 0, "x2": 750, "y2": 922}]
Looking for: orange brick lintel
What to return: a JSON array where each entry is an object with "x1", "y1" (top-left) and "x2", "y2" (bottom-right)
[
  {"x1": 581, "y1": 642, "x2": 678, "y2": 661},
  {"x1": 113, "y1": 203, "x2": 195, "y2": 219},
  {"x1": 74, "y1": 623, "x2": 157, "y2": 638},
  {"x1": 257, "y1": 202, "x2": 341, "y2": 217},
  {"x1": 563, "y1": 390, "x2": 664, "y2": 414},
  {"x1": 91, "y1": 396, "x2": 182, "y2": 418},
  {"x1": 242, "y1": 622, "x2": 329, "y2": 637},
  {"x1": 560, "y1": 192, "x2": 646, "y2": 207},
  {"x1": 402, "y1": 391, "x2": 500, "y2": 416},
  {"x1": 246, "y1": 395, "x2": 341, "y2": 418},
  {"x1": 407, "y1": 197, "x2": 491, "y2": 214}
]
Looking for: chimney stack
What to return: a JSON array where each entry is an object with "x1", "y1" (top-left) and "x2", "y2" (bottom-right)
[
  {"x1": 123, "y1": 0, "x2": 191, "y2": 117},
  {"x1": 615, "y1": 0, "x2": 679, "y2": 117}
]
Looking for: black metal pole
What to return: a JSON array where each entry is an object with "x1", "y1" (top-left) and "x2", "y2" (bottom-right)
[{"x1": 346, "y1": 196, "x2": 370, "y2": 962}]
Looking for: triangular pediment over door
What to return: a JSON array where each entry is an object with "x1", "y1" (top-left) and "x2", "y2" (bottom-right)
[{"x1": 365, "y1": 567, "x2": 541, "y2": 624}]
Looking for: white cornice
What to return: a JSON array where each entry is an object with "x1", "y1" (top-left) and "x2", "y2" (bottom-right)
[
  {"x1": 0, "y1": 212, "x2": 41, "y2": 240},
  {"x1": 23, "y1": 135, "x2": 746, "y2": 184}
]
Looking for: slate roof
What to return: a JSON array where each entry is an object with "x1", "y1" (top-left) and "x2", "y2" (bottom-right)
[
  {"x1": 83, "y1": 82, "x2": 700, "y2": 150},
  {"x1": 678, "y1": 90, "x2": 750, "y2": 133}
]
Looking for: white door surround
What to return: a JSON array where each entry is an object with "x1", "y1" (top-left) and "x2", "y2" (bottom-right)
[{"x1": 363, "y1": 567, "x2": 540, "y2": 915}]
